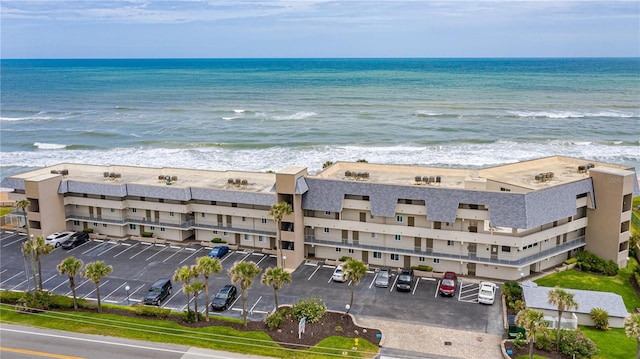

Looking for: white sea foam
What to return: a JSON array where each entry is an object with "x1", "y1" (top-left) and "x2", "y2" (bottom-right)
[
  {"x1": 222, "y1": 116, "x2": 239, "y2": 120},
  {"x1": 271, "y1": 111, "x2": 317, "y2": 120},
  {"x1": 233, "y1": 109, "x2": 246, "y2": 113},
  {"x1": 508, "y1": 110, "x2": 637, "y2": 119},
  {"x1": 33, "y1": 142, "x2": 66, "y2": 150},
  {"x1": 0, "y1": 116, "x2": 53, "y2": 121}
]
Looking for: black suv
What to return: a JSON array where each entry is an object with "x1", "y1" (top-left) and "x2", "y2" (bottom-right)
[
  {"x1": 396, "y1": 268, "x2": 414, "y2": 292},
  {"x1": 143, "y1": 279, "x2": 172, "y2": 306},
  {"x1": 61, "y1": 232, "x2": 90, "y2": 249}
]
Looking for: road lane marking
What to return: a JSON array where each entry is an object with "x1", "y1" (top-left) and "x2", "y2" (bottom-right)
[{"x1": 0, "y1": 346, "x2": 86, "y2": 359}]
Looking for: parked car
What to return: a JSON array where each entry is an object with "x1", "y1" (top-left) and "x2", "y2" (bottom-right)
[
  {"x1": 396, "y1": 268, "x2": 414, "y2": 292},
  {"x1": 143, "y1": 278, "x2": 172, "y2": 306},
  {"x1": 61, "y1": 232, "x2": 90, "y2": 249},
  {"x1": 207, "y1": 245, "x2": 229, "y2": 258},
  {"x1": 211, "y1": 284, "x2": 238, "y2": 311},
  {"x1": 478, "y1": 281, "x2": 498, "y2": 304},
  {"x1": 439, "y1": 271, "x2": 458, "y2": 296},
  {"x1": 332, "y1": 264, "x2": 347, "y2": 282},
  {"x1": 45, "y1": 231, "x2": 74, "y2": 248},
  {"x1": 374, "y1": 268, "x2": 391, "y2": 288}
]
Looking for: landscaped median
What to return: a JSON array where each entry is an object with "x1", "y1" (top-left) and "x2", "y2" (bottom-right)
[{"x1": 0, "y1": 297, "x2": 379, "y2": 359}]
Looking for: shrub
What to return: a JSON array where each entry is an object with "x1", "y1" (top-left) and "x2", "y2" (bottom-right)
[
  {"x1": 564, "y1": 257, "x2": 578, "y2": 265},
  {"x1": 181, "y1": 309, "x2": 200, "y2": 323},
  {"x1": 574, "y1": 250, "x2": 618, "y2": 276},
  {"x1": 264, "y1": 308, "x2": 287, "y2": 329},
  {"x1": 211, "y1": 237, "x2": 226, "y2": 243},
  {"x1": 502, "y1": 280, "x2": 523, "y2": 311},
  {"x1": 19, "y1": 291, "x2": 54, "y2": 310},
  {"x1": 290, "y1": 296, "x2": 327, "y2": 323},
  {"x1": 83, "y1": 228, "x2": 94, "y2": 233},
  {"x1": 141, "y1": 232, "x2": 153, "y2": 238},
  {"x1": 135, "y1": 304, "x2": 171, "y2": 318},
  {"x1": 335, "y1": 325, "x2": 343, "y2": 333},
  {"x1": 589, "y1": 307, "x2": 609, "y2": 330},
  {"x1": 0, "y1": 290, "x2": 26, "y2": 304},
  {"x1": 535, "y1": 328, "x2": 553, "y2": 351},
  {"x1": 411, "y1": 265, "x2": 433, "y2": 272},
  {"x1": 338, "y1": 256, "x2": 350, "y2": 262},
  {"x1": 513, "y1": 332, "x2": 526, "y2": 349},
  {"x1": 558, "y1": 329, "x2": 599, "y2": 358}
]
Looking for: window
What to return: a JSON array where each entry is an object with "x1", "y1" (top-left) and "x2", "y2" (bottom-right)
[
  {"x1": 244, "y1": 234, "x2": 250, "y2": 240},
  {"x1": 129, "y1": 224, "x2": 137, "y2": 230},
  {"x1": 132, "y1": 208, "x2": 137, "y2": 213},
  {"x1": 150, "y1": 226, "x2": 156, "y2": 230},
  {"x1": 169, "y1": 212, "x2": 174, "y2": 217},
  {"x1": 259, "y1": 236, "x2": 266, "y2": 242},
  {"x1": 160, "y1": 228, "x2": 165, "y2": 232},
  {"x1": 348, "y1": 249, "x2": 355, "y2": 254},
  {"x1": 223, "y1": 231, "x2": 228, "y2": 236},
  {"x1": 433, "y1": 258, "x2": 440, "y2": 264},
  {"x1": 500, "y1": 187, "x2": 511, "y2": 192},
  {"x1": 396, "y1": 215, "x2": 404, "y2": 222},
  {"x1": 370, "y1": 214, "x2": 375, "y2": 220},
  {"x1": 621, "y1": 221, "x2": 630, "y2": 233},
  {"x1": 93, "y1": 222, "x2": 98, "y2": 227},
  {"x1": 373, "y1": 251, "x2": 382, "y2": 259},
  {"x1": 419, "y1": 256, "x2": 425, "y2": 262},
  {"x1": 447, "y1": 240, "x2": 454, "y2": 246},
  {"x1": 501, "y1": 246, "x2": 511, "y2": 253},
  {"x1": 335, "y1": 248, "x2": 342, "y2": 252},
  {"x1": 111, "y1": 208, "x2": 115, "y2": 213},
  {"x1": 324, "y1": 228, "x2": 330, "y2": 233},
  {"x1": 371, "y1": 233, "x2": 377, "y2": 238},
  {"x1": 242, "y1": 217, "x2": 246, "y2": 222},
  {"x1": 325, "y1": 211, "x2": 331, "y2": 216},
  {"x1": 391, "y1": 254, "x2": 399, "y2": 261},
  {"x1": 73, "y1": 220, "x2": 80, "y2": 226},
  {"x1": 261, "y1": 218, "x2": 267, "y2": 224},
  {"x1": 102, "y1": 223, "x2": 107, "y2": 228},
  {"x1": 202, "y1": 213, "x2": 206, "y2": 217},
  {"x1": 75, "y1": 205, "x2": 79, "y2": 209},
  {"x1": 213, "y1": 230, "x2": 218, "y2": 234},
  {"x1": 395, "y1": 234, "x2": 402, "y2": 241}
]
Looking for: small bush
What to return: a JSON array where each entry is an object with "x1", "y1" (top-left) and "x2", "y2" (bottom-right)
[
  {"x1": 141, "y1": 232, "x2": 153, "y2": 238},
  {"x1": 590, "y1": 307, "x2": 609, "y2": 330},
  {"x1": 338, "y1": 256, "x2": 350, "y2": 262},
  {"x1": 0, "y1": 291, "x2": 26, "y2": 304},
  {"x1": 335, "y1": 325, "x2": 343, "y2": 333},
  {"x1": 574, "y1": 250, "x2": 618, "y2": 276},
  {"x1": 558, "y1": 329, "x2": 599, "y2": 358},
  {"x1": 135, "y1": 304, "x2": 171, "y2": 318},
  {"x1": 20, "y1": 291, "x2": 53, "y2": 310},
  {"x1": 83, "y1": 228, "x2": 94, "y2": 233},
  {"x1": 564, "y1": 257, "x2": 578, "y2": 265},
  {"x1": 513, "y1": 332, "x2": 526, "y2": 349},
  {"x1": 211, "y1": 238, "x2": 226, "y2": 243},
  {"x1": 290, "y1": 296, "x2": 327, "y2": 323},
  {"x1": 411, "y1": 265, "x2": 433, "y2": 272},
  {"x1": 535, "y1": 329, "x2": 553, "y2": 351},
  {"x1": 264, "y1": 309, "x2": 287, "y2": 329},
  {"x1": 182, "y1": 309, "x2": 198, "y2": 323}
]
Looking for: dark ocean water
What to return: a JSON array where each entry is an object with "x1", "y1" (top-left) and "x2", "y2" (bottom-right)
[{"x1": 1, "y1": 58, "x2": 639, "y2": 178}]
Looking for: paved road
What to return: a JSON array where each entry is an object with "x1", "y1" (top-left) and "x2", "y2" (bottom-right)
[{"x1": 0, "y1": 324, "x2": 275, "y2": 359}]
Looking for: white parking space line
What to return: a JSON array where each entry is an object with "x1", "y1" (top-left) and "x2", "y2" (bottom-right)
[
  {"x1": 239, "y1": 252, "x2": 252, "y2": 262},
  {"x1": 162, "y1": 247, "x2": 183, "y2": 263},
  {"x1": 390, "y1": 275, "x2": 399, "y2": 292},
  {"x1": 113, "y1": 242, "x2": 139, "y2": 258},
  {"x1": 68, "y1": 279, "x2": 91, "y2": 296},
  {"x1": 11, "y1": 279, "x2": 29, "y2": 291},
  {"x1": 0, "y1": 269, "x2": 7, "y2": 276},
  {"x1": 42, "y1": 274, "x2": 57, "y2": 286},
  {"x1": 82, "y1": 241, "x2": 107, "y2": 255},
  {"x1": 179, "y1": 247, "x2": 204, "y2": 264},
  {"x1": 435, "y1": 280, "x2": 441, "y2": 298},
  {"x1": 51, "y1": 280, "x2": 68, "y2": 292},
  {"x1": 3, "y1": 237, "x2": 25, "y2": 247},
  {"x1": 97, "y1": 241, "x2": 120, "y2": 256},
  {"x1": 307, "y1": 265, "x2": 321, "y2": 280},
  {"x1": 249, "y1": 296, "x2": 262, "y2": 314},
  {"x1": 145, "y1": 245, "x2": 169, "y2": 261},
  {"x1": 412, "y1": 278, "x2": 419, "y2": 295},
  {"x1": 368, "y1": 273, "x2": 377, "y2": 288},
  {"x1": 129, "y1": 243, "x2": 155, "y2": 259},
  {"x1": 459, "y1": 282, "x2": 479, "y2": 303},
  {"x1": 104, "y1": 282, "x2": 128, "y2": 300},
  {"x1": 0, "y1": 271, "x2": 23, "y2": 286},
  {"x1": 255, "y1": 254, "x2": 268, "y2": 266},
  {"x1": 82, "y1": 279, "x2": 110, "y2": 299},
  {"x1": 164, "y1": 286, "x2": 183, "y2": 307}
]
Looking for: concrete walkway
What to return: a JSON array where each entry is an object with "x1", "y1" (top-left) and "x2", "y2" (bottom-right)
[{"x1": 356, "y1": 316, "x2": 503, "y2": 359}]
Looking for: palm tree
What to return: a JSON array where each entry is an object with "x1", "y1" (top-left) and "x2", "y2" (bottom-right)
[
  {"x1": 23, "y1": 236, "x2": 53, "y2": 291},
  {"x1": 515, "y1": 308, "x2": 547, "y2": 359},
  {"x1": 190, "y1": 281, "x2": 205, "y2": 322},
  {"x1": 547, "y1": 287, "x2": 578, "y2": 350},
  {"x1": 624, "y1": 313, "x2": 640, "y2": 359},
  {"x1": 261, "y1": 266, "x2": 291, "y2": 311},
  {"x1": 16, "y1": 199, "x2": 37, "y2": 292},
  {"x1": 268, "y1": 202, "x2": 292, "y2": 268},
  {"x1": 342, "y1": 258, "x2": 368, "y2": 314},
  {"x1": 195, "y1": 256, "x2": 222, "y2": 322},
  {"x1": 228, "y1": 261, "x2": 262, "y2": 326},
  {"x1": 57, "y1": 256, "x2": 84, "y2": 310},
  {"x1": 173, "y1": 265, "x2": 197, "y2": 314},
  {"x1": 82, "y1": 261, "x2": 113, "y2": 313}
]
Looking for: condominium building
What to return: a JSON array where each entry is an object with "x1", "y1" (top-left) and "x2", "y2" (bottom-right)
[{"x1": 2, "y1": 155, "x2": 637, "y2": 281}]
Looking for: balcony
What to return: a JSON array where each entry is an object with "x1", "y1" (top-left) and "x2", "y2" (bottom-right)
[{"x1": 304, "y1": 236, "x2": 586, "y2": 267}]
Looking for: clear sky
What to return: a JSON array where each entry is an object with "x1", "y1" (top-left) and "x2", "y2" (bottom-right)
[{"x1": 1, "y1": 0, "x2": 638, "y2": 59}]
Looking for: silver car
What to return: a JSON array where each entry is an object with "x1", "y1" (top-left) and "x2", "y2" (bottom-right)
[{"x1": 374, "y1": 268, "x2": 391, "y2": 288}]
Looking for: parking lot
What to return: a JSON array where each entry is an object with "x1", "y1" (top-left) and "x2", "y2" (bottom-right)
[{"x1": 0, "y1": 230, "x2": 503, "y2": 335}]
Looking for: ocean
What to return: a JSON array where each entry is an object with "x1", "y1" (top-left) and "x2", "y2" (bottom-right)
[{"x1": 1, "y1": 58, "x2": 639, "y2": 179}]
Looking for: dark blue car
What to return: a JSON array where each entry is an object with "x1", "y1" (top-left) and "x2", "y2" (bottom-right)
[{"x1": 208, "y1": 245, "x2": 229, "y2": 258}]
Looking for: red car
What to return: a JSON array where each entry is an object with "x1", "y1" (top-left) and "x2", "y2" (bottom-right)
[{"x1": 439, "y1": 271, "x2": 458, "y2": 296}]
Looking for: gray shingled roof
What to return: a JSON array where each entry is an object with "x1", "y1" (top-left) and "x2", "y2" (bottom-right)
[
  {"x1": 521, "y1": 282, "x2": 628, "y2": 318},
  {"x1": 302, "y1": 177, "x2": 594, "y2": 229}
]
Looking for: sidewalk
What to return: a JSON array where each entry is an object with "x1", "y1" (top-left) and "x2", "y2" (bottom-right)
[{"x1": 356, "y1": 316, "x2": 504, "y2": 359}]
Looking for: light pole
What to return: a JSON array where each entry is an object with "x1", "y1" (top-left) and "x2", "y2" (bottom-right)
[
  {"x1": 520, "y1": 272, "x2": 525, "y2": 283},
  {"x1": 345, "y1": 304, "x2": 351, "y2": 315},
  {"x1": 125, "y1": 284, "x2": 130, "y2": 305},
  {"x1": 282, "y1": 256, "x2": 286, "y2": 270}
]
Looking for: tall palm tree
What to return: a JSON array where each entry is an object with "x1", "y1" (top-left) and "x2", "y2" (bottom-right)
[
  {"x1": 82, "y1": 261, "x2": 113, "y2": 313},
  {"x1": 547, "y1": 287, "x2": 578, "y2": 350},
  {"x1": 23, "y1": 236, "x2": 53, "y2": 291},
  {"x1": 515, "y1": 308, "x2": 547, "y2": 359},
  {"x1": 195, "y1": 256, "x2": 222, "y2": 322},
  {"x1": 57, "y1": 256, "x2": 84, "y2": 310},
  {"x1": 625, "y1": 313, "x2": 640, "y2": 359},
  {"x1": 173, "y1": 265, "x2": 197, "y2": 314},
  {"x1": 190, "y1": 281, "x2": 205, "y2": 322},
  {"x1": 228, "y1": 261, "x2": 262, "y2": 326},
  {"x1": 268, "y1": 202, "x2": 292, "y2": 268},
  {"x1": 261, "y1": 266, "x2": 291, "y2": 311},
  {"x1": 342, "y1": 258, "x2": 368, "y2": 314},
  {"x1": 16, "y1": 199, "x2": 37, "y2": 292}
]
